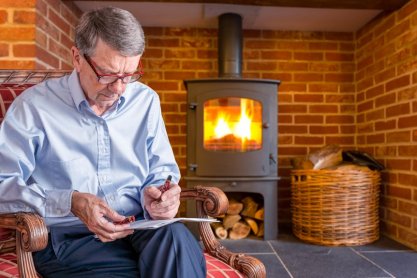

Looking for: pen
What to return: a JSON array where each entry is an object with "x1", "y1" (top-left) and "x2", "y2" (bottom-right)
[{"x1": 160, "y1": 175, "x2": 172, "y2": 193}]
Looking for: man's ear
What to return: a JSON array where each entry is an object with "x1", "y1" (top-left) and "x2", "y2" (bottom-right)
[{"x1": 72, "y1": 46, "x2": 82, "y2": 72}]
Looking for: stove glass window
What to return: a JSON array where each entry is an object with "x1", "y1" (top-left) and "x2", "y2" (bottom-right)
[{"x1": 203, "y1": 97, "x2": 262, "y2": 152}]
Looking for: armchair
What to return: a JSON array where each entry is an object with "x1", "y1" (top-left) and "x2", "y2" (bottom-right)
[{"x1": 0, "y1": 70, "x2": 266, "y2": 278}]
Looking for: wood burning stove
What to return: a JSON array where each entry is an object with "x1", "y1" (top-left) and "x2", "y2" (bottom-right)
[{"x1": 184, "y1": 13, "x2": 280, "y2": 240}]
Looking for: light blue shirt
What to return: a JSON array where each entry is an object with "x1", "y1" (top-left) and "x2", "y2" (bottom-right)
[{"x1": 0, "y1": 70, "x2": 180, "y2": 227}]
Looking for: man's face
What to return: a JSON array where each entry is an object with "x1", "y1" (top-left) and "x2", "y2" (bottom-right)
[{"x1": 72, "y1": 39, "x2": 141, "y2": 115}]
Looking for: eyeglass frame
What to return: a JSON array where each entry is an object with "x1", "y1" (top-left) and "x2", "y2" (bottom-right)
[{"x1": 83, "y1": 54, "x2": 144, "y2": 85}]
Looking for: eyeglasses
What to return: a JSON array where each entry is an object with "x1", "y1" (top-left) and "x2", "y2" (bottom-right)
[{"x1": 83, "y1": 54, "x2": 144, "y2": 85}]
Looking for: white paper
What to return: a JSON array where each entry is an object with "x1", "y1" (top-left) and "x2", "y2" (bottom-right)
[{"x1": 129, "y1": 217, "x2": 219, "y2": 230}]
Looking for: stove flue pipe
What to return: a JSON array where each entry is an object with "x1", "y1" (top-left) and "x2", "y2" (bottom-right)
[{"x1": 218, "y1": 13, "x2": 243, "y2": 78}]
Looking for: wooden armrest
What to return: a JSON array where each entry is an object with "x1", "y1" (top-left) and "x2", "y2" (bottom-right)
[
  {"x1": 0, "y1": 212, "x2": 48, "y2": 277},
  {"x1": 181, "y1": 186, "x2": 266, "y2": 278}
]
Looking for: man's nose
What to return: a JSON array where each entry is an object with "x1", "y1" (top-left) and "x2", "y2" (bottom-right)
[{"x1": 108, "y1": 79, "x2": 125, "y2": 94}]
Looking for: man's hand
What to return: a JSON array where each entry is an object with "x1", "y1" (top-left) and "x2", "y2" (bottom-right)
[
  {"x1": 71, "y1": 191, "x2": 134, "y2": 242},
  {"x1": 144, "y1": 183, "x2": 181, "y2": 219}
]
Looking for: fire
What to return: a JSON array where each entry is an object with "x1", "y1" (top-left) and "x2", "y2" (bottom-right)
[{"x1": 204, "y1": 97, "x2": 262, "y2": 151}]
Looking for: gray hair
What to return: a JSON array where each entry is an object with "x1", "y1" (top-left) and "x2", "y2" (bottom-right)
[{"x1": 75, "y1": 7, "x2": 145, "y2": 57}]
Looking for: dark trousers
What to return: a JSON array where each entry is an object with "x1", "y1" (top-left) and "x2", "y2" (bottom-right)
[{"x1": 33, "y1": 223, "x2": 206, "y2": 278}]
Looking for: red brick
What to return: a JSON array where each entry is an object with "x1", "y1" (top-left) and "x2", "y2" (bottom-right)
[
  {"x1": 0, "y1": 59, "x2": 35, "y2": 69},
  {"x1": 387, "y1": 103, "x2": 411, "y2": 118},
  {"x1": 247, "y1": 61, "x2": 277, "y2": 71},
  {"x1": 308, "y1": 42, "x2": 338, "y2": 51},
  {"x1": 294, "y1": 115, "x2": 323, "y2": 124},
  {"x1": 148, "y1": 38, "x2": 180, "y2": 47},
  {"x1": 326, "y1": 115, "x2": 354, "y2": 124},
  {"x1": 387, "y1": 131, "x2": 411, "y2": 143},
  {"x1": 399, "y1": 201, "x2": 417, "y2": 216},
  {"x1": 309, "y1": 125, "x2": 339, "y2": 134},
  {"x1": 279, "y1": 104, "x2": 307, "y2": 114},
  {"x1": 325, "y1": 52, "x2": 354, "y2": 62},
  {"x1": 357, "y1": 100, "x2": 373, "y2": 113},
  {"x1": 278, "y1": 147, "x2": 308, "y2": 156},
  {"x1": 387, "y1": 210, "x2": 412, "y2": 227},
  {"x1": 294, "y1": 136, "x2": 324, "y2": 145},
  {"x1": 294, "y1": 94, "x2": 323, "y2": 103},
  {"x1": 36, "y1": 45, "x2": 59, "y2": 68},
  {"x1": 13, "y1": 43, "x2": 35, "y2": 57},
  {"x1": 0, "y1": 9, "x2": 8, "y2": 24},
  {"x1": 386, "y1": 20, "x2": 410, "y2": 41},
  {"x1": 309, "y1": 62, "x2": 339, "y2": 72},
  {"x1": 0, "y1": 26, "x2": 35, "y2": 41},
  {"x1": 375, "y1": 93, "x2": 396, "y2": 107},
  {"x1": 0, "y1": 0, "x2": 35, "y2": 8},
  {"x1": 0, "y1": 43, "x2": 8, "y2": 57},
  {"x1": 367, "y1": 133, "x2": 385, "y2": 144},
  {"x1": 399, "y1": 146, "x2": 417, "y2": 158},
  {"x1": 278, "y1": 135, "x2": 293, "y2": 144},
  {"x1": 294, "y1": 73, "x2": 323, "y2": 82},
  {"x1": 399, "y1": 115, "x2": 417, "y2": 128},
  {"x1": 261, "y1": 50, "x2": 292, "y2": 60},
  {"x1": 325, "y1": 136, "x2": 354, "y2": 145},
  {"x1": 278, "y1": 125, "x2": 308, "y2": 134},
  {"x1": 325, "y1": 94, "x2": 354, "y2": 103},
  {"x1": 386, "y1": 75, "x2": 411, "y2": 92},
  {"x1": 13, "y1": 10, "x2": 36, "y2": 24},
  {"x1": 375, "y1": 119, "x2": 396, "y2": 131},
  {"x1": 398, "y1": 173, "x2": 417, "y2": 187},
  {"x1": 181, "y1": 61, "x2": 213, "y2": 70},
  {"x1": 278, "y1": 62, "x2": 308, "y2": 71},
  {"x1": 279, "y1": 83, "x2": 306, "y2": 92},
  {"x1": 245, "y1": 39, "x2": 275, "y2": 49}
]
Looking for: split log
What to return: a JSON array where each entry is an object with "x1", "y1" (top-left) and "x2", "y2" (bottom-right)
[
  {"x1": 229, "y1": 221, "x2": 251, "y2": 240},
  {"x1": 254, "y1": 208, "x2": 264, "y2": 221},
  {"x1": 226, "y1": 199, "x2": 244, "y2": 215},
  {"x1": 256, "y1": 222, "x2": 264, "y2": 238},
  {"x1": 240, "y1": 196, "x2": 259, "y2": 218},
  {"x1": 244, "y1": 217, "x2": 258, "y2": 235},
  {"x1": 223, "y1": 214, "x2": 241, "y2": 230},
  {"x1": 211, "y1": 222, "x2": 228, "y2": 239},
  {"x1": 309, "y1": 144, "x2": 343, "y2": 169}
]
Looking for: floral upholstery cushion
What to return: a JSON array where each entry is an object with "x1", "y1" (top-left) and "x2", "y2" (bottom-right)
[{"x1": 0, "y1": 82, "x2": 244, "y2": 278}]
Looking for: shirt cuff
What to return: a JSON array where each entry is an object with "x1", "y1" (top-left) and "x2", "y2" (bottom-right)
[{"x1": 45, "y1": 189, "x2": 73, "y2": 217}]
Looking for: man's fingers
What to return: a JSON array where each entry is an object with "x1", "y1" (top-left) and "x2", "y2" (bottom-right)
[
  {"x1": 145, "y1": 186, "x2": 162, "y2": 199},
  {"x1": 160, "y1": 184, "x2": 181, "y2": 201}
]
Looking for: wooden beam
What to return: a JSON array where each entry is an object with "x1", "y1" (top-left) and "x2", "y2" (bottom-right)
[{"x1": 70, "y1": 0, "x2": 410, "y2": 11}]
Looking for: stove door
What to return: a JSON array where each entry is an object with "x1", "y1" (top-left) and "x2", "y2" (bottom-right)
[{"x1": 187, "y1": 80, "x2": 277, "y2": 177}]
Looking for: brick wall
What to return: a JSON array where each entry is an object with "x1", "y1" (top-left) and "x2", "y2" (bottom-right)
[
  {"x1": 356, "y1": 0, "x2": 417, "y2": 249},
  {"x1": 1, "y1": 0, "x2": 417, "y2": 250},
  {"x1": 0, "y1": 0, "x2": 81, "y2": 69}
]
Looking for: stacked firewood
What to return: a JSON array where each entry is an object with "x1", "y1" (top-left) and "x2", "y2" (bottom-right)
[{"x1": 211, "y1": 196, "x2": 264, "y2": 240}]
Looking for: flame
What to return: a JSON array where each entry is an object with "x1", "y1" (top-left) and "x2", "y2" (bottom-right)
[
  {"x1": 214, "y1": 116, "x2": 232, "y2": 138},
  {"x1": 204, "y1": 97, "x2": 262, "y2": 151}
]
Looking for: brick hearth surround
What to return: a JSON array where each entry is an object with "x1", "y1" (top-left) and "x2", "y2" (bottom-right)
[{"x1": 1, "y1": 0, "x2": 417, "y2": 250}]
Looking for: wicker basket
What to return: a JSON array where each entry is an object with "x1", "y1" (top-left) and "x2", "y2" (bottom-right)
[{"x1": 291, "y1": 167, "x2": 380, "y2": 246}]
